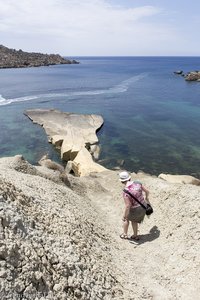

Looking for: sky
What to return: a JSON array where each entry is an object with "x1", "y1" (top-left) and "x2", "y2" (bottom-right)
[{"x1": 0, "y1": 0, "x2": 200, "y2": 56}]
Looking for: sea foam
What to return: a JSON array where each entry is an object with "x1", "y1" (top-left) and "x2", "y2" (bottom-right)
[{"x1": 0, "y1": 74, "x2": 146, "y2": 106}]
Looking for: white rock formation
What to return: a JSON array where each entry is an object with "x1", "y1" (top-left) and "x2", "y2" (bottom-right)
[
  {"x1": 25, "y1": 109, "x2": 107, "y2": 176},
  {"x1": 158, "y1": 173, "x2": 200, "y2": 185}
]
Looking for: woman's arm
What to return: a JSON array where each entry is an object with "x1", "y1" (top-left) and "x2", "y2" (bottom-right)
[{"x1": 142, "y1": 185, "x2": 150, "y2": 203}]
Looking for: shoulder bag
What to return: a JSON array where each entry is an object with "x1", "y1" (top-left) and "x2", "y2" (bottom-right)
[{"x1": 123, "y1": 189, "x2": 153, "y2": 216}]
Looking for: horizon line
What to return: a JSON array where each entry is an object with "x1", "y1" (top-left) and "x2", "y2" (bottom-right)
[{"x1": 64, "y1": 55, "x2": 200, "y2": 58}]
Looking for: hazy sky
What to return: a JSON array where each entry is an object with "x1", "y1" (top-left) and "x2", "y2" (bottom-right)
[{"x1": 0, "y1": 0, "x2": 200, "y2": 56}]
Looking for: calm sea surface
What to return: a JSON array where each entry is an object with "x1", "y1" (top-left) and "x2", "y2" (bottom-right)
[{"x1": 0, "y1": 56, "x2": 200, "y2": 177}]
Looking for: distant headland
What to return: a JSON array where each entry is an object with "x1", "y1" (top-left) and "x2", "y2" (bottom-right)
[{"x1": 0, "y1": 45, "x2": 79, "y2": 68}]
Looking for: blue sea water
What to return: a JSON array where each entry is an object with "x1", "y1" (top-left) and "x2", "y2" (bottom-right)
[{"x1": 0, "y1": 56, "x2": 200, "y2": 177}]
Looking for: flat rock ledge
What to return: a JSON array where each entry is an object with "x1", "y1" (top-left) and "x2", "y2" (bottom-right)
[
  {"x1": 158, "y1": 173, "x2": 200, "y2": 185},
  {"x1": 24, "y1": 109, "x2": 107, "y2": 176}
]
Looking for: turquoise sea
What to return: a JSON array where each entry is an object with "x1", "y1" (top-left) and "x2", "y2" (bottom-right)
[{"x1": 0, "y1": 56, "x2": 200, "y2": 177}]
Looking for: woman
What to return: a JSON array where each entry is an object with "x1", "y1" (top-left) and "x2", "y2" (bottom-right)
[{"x1": 119, "y1": 171, "x2": 150, "y2": 240}]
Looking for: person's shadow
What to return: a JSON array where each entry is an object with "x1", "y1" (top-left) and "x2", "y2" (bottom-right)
[{"x1": 129, "y1": 225, "x2": 160, "y2": 245}]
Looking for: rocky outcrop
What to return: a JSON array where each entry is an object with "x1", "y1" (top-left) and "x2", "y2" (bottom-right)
[
  {"x1": 158, "y1": 173, "x2": 200, "y2": 185},
  {"x1": 185, "y1": 71, "x2": 200, "y2": 81},
  {"x1": 0, "y1": 45, "x2": 79, "y2": 69},
  {"x1": 174, "y1": 70, "x2": 183, "y2": 75},
  {"x1": 38, "y1": 154, "x2": 71, "y2": 187},
  {"x1": 24, "y1": 109, "x2": 107, "y2": 176},
  {"x1": 174, "y1": 70, "x2": 200, "y2": 81}
]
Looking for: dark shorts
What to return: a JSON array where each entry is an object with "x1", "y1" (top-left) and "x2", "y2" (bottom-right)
[{"x1": 128, "y1": 206, "x2": 146, "y2": 223}]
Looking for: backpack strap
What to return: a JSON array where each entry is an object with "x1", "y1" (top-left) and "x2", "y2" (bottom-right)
[{"x1": 123, "y1": 189, "x2": 147, "y2": 210}]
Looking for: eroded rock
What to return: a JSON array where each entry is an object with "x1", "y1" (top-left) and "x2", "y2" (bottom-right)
[
  {"x1": 158, "y1": 173, "x2": 200, "y2": 185},
  {"x1": 25, "y1": 109, "x2": 107, "y2": 176}
]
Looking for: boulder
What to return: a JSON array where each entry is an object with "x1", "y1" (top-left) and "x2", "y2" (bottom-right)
[
  {"x1": 89, "y1": 144, "x2": 101, "y2": 160},
  {"x1": 158, "y1": 173, "x2": 200, "y2": 185},
  {"x1": 38, "y1": 154, "x2": 64, "y2": 173},
  {"x1": 71, "y1": 147, "x2": 106, "y2": 176}
]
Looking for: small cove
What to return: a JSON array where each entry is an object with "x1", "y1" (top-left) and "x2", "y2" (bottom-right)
[{"x1": 0, "y1": 56, "x2": 200, "y2": 177}]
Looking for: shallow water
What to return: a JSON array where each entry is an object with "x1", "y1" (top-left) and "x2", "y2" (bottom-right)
[{"x1": 0, "y1": 57, "x2": 200, "y2": 177}]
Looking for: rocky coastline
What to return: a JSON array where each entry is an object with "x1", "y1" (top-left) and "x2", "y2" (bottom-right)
[
  {"x1": 0, "y1": 110, "x2": 200, "y2": 299},
  {"x1": 0, "y1": 45, "x2": 79, "y2": 69}
]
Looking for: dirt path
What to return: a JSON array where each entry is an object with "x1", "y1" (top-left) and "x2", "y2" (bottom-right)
[{"x1": 79, "y1": 171, "x2": 200, "y2": 300}]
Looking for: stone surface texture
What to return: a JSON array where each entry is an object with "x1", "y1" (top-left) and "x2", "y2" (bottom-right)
[
  {"x1": 0, "y1": 155, "x2": 200, "y2": 300},
  {"x1": 158, "y1": 173, "x2": 200, "y2": 185}
]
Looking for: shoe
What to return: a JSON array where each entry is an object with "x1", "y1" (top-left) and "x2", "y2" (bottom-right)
[
  {"x1": 130, "y1": 235, "x2": 140, "y2": 241},
  {"x1": 120, "y1": 234, "x2": 128, "y2": 239}
]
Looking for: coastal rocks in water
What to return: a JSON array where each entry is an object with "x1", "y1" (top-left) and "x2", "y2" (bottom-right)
[
  {"x1": 174, "y1": 70, "x2": 200, "y2": 81},
  {"x1": 158, "y1": 173, "x2": 200, "y2": 185},
  {"x1": 0, "y1": 45, "x2": 79, "y2": 69},
  {"x1": 174, "y1": 70, "x2": 183, "y2": 75},
  {"x1": 185, "y1": 71, "x2": 200, "y2": 81},
  {"x1": 24, "y1": 109, "x2": 107, "y2": 176}
]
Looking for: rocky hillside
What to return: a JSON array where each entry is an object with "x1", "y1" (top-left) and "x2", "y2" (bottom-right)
[
  {"x1": 0, "y1": 45, "x2": 79, "y2": 68},
  {"x1": 0, "y1": 155, "x2": 200, "y2": 299}
]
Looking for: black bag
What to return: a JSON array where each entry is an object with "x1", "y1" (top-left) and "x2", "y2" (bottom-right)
[
  {"x1": 123, "y1": 189, "x2": 153, "y2": 216},
  {"x1": 145, "y1": 203, "x2": 153, "y2": 215}
]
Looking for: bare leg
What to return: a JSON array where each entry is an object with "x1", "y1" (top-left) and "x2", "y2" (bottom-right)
[
  {"x1": 123, "y1": 220, "x2": 129, "y2": 235},
  {"x1": 131, "y1": 221, "x2": 138, "y2": 238}
]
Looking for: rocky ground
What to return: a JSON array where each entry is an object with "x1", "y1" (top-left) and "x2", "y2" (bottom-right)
[{"x1": 0, "y1": 155, "x2": 200, "y2": 300}]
